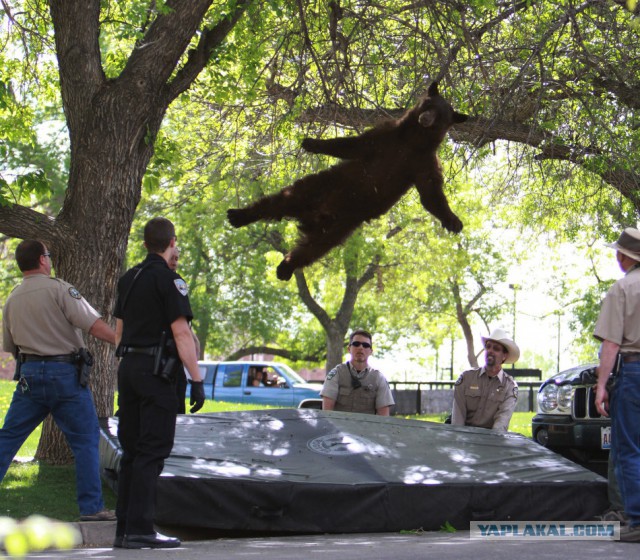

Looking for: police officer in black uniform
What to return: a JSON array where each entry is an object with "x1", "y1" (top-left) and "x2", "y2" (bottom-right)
[{"x1": 113, "y1": 217, "x2": 205, "y2": 549}]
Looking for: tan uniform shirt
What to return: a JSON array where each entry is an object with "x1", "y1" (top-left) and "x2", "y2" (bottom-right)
[
  {"x1": 320, "y1": 362, "x2": 395, "y2": 414},
  {"x1": 2, "y1": 274, "x2": 100, "y2": 356},
  {"x1": 593, "y1": 266, "x2": 640, "y2": 352},
  {"x1": 451, "y1": 367, "x2": 518, "y2": 431}
]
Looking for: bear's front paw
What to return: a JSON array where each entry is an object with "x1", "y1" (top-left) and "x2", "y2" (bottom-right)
[
  {"x1": 276, "y1": 260, "x2": 294, "y2": 281},
  {"x1": 443, "y1": 214, "x2": 463, "y2": 233},
  {"x1": 227, "y1": 208, "x2": 250, "y2": 228}
]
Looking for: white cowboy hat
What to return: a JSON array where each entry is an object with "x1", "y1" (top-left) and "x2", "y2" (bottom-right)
[
  {"x1": 605, "y1": 227, "x2": 640, "y2": 261},
  {"x1": 481, "y1": 328, "x2": 520, "y2": 364}
]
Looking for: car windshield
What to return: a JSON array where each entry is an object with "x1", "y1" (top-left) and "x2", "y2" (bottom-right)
[{"x1": 277, "y1": 363, "x2": 307, "y2": 384}]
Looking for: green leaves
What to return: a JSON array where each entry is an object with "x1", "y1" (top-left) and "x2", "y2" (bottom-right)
[
  {"x1": 2, "y1": 0, "x2": 637, "y2": 371},
  {"x1": 440, "y1": 521, "x2": 457, "y2": 533}
]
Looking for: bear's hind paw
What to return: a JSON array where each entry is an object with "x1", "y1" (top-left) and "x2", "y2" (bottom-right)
[
  {"x1": 227, "y1": 208, "x2": 252, "y2": 228},
  {"x1": 301, "y1": 138, "x2": 320, "y2": 153}
]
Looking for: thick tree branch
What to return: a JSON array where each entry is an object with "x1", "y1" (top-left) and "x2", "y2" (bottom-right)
[
  {"x1": 167, "y1": 0, "x2": 255, "y2": 101},
  {"x1": 292, "y1": 269, "x2": 333, "y2": 330},
  {"x1": 225, "y1": 345, "x2": 323, "y2": 363},
  {"x1": 0, "y1": 205, "x2": 58, "y2": 244},
  {"x1": 295, "y1": 0, "x2": 332, "y2": 100},
  {"x1": 449, "y1": 277, "x2": 486, "y2": 368},
  {"x1": 295, "y1": 102, "x2": 640, "y2": 205},
  {"x1": 262, "y1": 230, "x2": 334, "y2": 330},
  {"x1": 119, "y1": 0, "x2": 213, "y2": 91},
  {"x1": 49, "y1": 0, "x2": 104, "y2": 146},
  {"x1": 334, "y1": 256, "x2": 380, "y2": 332},
  {"x1": 333, "y1": 275, "x2": 359, "y2": 331}
]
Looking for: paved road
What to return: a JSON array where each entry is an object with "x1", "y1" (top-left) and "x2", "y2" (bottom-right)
[{"x1": 23, "y1": 529, "x2": 636, "y2": 559}]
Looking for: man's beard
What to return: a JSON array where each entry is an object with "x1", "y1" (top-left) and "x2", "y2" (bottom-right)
[{"x1": 486, "y1": 354, "x2": 496, "y2": 367}]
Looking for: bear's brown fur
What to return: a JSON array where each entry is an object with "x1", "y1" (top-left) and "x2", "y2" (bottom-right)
[{"x1": 227, "y1": 82, "x2": 468, "y2": 280}]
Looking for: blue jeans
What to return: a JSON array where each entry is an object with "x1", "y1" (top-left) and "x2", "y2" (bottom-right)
[
  {"x1": 0, "y1": 361, "x2": 104, "y2": 516},
  {"x1": 610, "y1": 361, "x2": 640, "y2": 527}
]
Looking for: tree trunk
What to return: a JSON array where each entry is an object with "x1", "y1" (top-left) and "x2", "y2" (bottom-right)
[
  {"x1": 33, "y1": 94, "x2": 161, "y2": 461},
  {"x1": 325, "y1": 326, "x2": 348, "y2": 372},
  {"x1": 25, "y1": 0, "x2": 253, "y2": 463},
  {"x1": 35, "y1": 417, "x2": 73, "y2": 464},
  {"x1": 449, "y1": 278, "x2": 484, "y2": 368}
]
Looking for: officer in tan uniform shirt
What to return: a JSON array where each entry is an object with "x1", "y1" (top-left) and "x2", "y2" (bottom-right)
[
  {"x1": 0, "y1": 240, "x2": 116, "y2": 521},
  {"x1": 321, "y1": 329, "x2": 395, "y2": 415},
  {"x1": 593, "y1": 227, "x2": 640, "y2": 542},
  {"x1": 451, "y1": 328, "x2": 519, "y2": 431}
]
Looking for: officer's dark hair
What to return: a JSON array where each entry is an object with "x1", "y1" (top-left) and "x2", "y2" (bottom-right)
[
  {"x1": 15, "y1": 240, "x2": 46, "y2": 272},
  {"x1": 144, "y1": 217, "x2": 176, "y2": 253},
  {"x1": 349, "y1": 329, "x2": 373, "y2": 346}
]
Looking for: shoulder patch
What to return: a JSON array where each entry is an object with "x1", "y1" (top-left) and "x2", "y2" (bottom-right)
[
  {"x1": 454, "y1": 374, "x2": 464, "y2": 386},
  {"x1": 174, "y1": 278, "x2": 189, "y2": 296},
  {"x1": 513, "y1": 386, "x2": 519, "y2": 399},
  {"x1": 326, "y1": 369, "x2": 337, "y2": 381},
  {"x1": 68, "y1": 286, "x2": 82, "y2": 299}
]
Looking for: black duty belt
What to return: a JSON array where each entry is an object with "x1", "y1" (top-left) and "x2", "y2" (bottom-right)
[
  {"x1": 121, "y1": 346, "x2": 159, "y2": 356},
  {"x1": 22, "y1": 353, "x2": 76, "y2": 363},
  {"x1": 622, "y1": 353, "x2": 640, "y2": 363}
]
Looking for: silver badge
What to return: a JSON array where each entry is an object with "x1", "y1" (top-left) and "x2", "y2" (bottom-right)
[
  {"x1": 68, "y1": 287, "x2": 82, "y2": 299},
  {"x1": 174, "y1": 279, "x2": 188, "y2": 296}
]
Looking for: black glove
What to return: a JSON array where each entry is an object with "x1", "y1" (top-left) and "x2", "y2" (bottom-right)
[{"x1": 189, "y1": 380, "x2": 205, "y2": 413}]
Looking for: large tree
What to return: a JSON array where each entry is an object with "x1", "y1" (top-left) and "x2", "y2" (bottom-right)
[
  {"x1": 0, "y1": 0, "x2": 256, "y2": 461},
  {"x1": 2, "y1": 0, "x2": 639, "y2": 461}
]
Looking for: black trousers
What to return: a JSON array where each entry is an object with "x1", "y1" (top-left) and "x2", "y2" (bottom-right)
[
  {"x1": 175, "y1": 372, "x2": 187, "y2": 414},
  {"x1": 115, "y1": 354, "x2": 178, "y2": 536}
]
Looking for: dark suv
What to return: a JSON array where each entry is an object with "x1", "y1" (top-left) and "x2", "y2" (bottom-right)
[{"x1": 531, "y1": 363, "x2": 610, "y2": 476}]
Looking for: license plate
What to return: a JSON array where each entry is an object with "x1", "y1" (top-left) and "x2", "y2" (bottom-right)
[{"x1": 601, "y1": 426, "x2": 611, "y2": 450}]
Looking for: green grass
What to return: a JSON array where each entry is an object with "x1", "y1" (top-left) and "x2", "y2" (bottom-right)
[
  {"x1": 0, "y1": 380, "x2": 286, "y2": 521},
  {"x1": 0, "y1": 379, "x2": 534, "y2": 521},
  {"x1": 1, "y1": 462, "x2": 106, "y2": 521},
  {"x1": 402, "y1": 411, "x2": 534, "y2": 438},
  {"x1": 0, "y1": 380, "x2": 281, "y2": 460}
]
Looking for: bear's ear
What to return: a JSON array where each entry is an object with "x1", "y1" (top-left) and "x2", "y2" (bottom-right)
[
  {"x1": 418, "y1": 109, "x2": 437, "y2": 128},
  {"x1": 452, "y1": 111, "x2": 468, "y2": 124},
  {"x1": 427, "y1": 81, "x2": 439, "y2": 96}
]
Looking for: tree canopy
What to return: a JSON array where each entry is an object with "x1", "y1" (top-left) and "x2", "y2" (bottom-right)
[{"x1": 0, "y1": 0, "x2": 639, "y2": 460}]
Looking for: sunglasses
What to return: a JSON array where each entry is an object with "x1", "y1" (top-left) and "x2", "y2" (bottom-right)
[{"x1": 350, "y1": 341, "x2": 371, "y2": 349}]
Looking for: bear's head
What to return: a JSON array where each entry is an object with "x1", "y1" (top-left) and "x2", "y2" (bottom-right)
[{"x1": 415, "y1": 82, "x2": 468, "y2": 131}]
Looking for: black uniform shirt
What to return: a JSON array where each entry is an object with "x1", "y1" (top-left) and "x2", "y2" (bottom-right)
[{"x1": 114, "y1": 253, "x2": 193, "y2": 347}]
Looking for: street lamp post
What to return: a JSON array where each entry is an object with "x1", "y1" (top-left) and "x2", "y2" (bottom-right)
[
  {"x1": 509, "y1": 283, "x2": 518, "y2": 338},
  {"x1": 509, "y1": 284, "x2": 518, "y2": 369},
  {"x1": 556, "y1": 311, "x2": 561, "y2": 372}
]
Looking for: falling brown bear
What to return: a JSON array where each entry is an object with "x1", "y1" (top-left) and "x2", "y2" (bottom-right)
[{"x1": 227, "y1": 82, "x2": 468, "y2": 281}]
